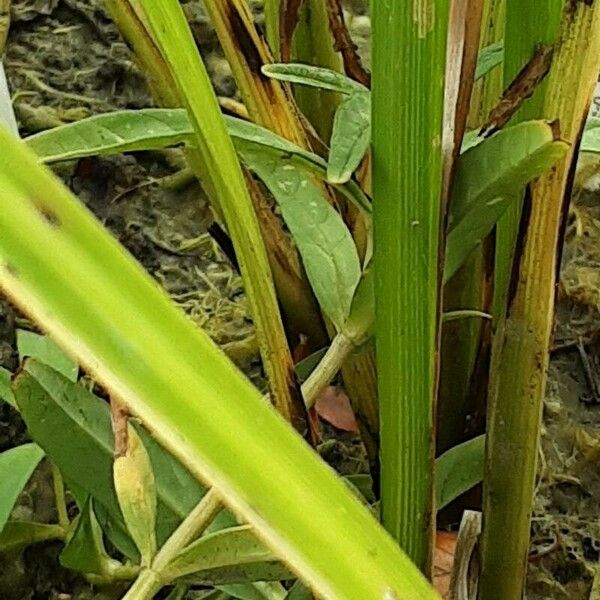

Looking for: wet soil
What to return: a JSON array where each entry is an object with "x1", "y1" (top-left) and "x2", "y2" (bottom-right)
[{"x1": 0, "y1": 1, "x2": 599, "y2": 599}]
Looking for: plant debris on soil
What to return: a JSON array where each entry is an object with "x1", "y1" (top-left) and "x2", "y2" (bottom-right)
[{"x1": 0, "y1": 1, "x2": 599, "y2": 599}]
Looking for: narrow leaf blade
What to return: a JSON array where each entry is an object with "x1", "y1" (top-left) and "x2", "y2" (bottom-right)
[{"x1": 261, "y1": 63, "x2": 367, "y2": 94}]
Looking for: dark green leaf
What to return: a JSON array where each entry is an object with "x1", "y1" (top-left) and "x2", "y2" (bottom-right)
[
  {"x1": 435, "y1": 435, "x2": 485, "y2": 510},
  {"x1": 17, "y1": 330, "x2": 78, "y2": 382},
  {"x1": 0, "y1": 367, "x2": 16, "y2": 408},
  {"x1": 327, "y1": 93, "x2": 371, "y2": 184},
  {"x1": 445, "y1": 121, "x2": 569, "y2": 280},
  {"x1": 181, "y1": 562, "x2": 292, "y2": 586},
  {"x1": 60, "y1": 498, "x2": 120, "y2": 575},
  {"x1": 167, "y1": 525, "x2": 277, "y2": 580},
  {"x1": 218, "y1": 582, "x2": 287, "y2": 600},
  {"x1": 13, "y1": 361, "x2": 204, "y2": 550},
  {"x1": 0, "y1": 443, "x2": 44, "y2": 532},
  {"x1": 285, "y1": 581, "x2": 313, "y2": 600},
  {"x1": 0, "y1": 521, "x2": 64, "y2": 553},
  {"x1": 238, "y1": 149, "x2": 361, "y2": 331},
  {"x1": 261, "y1": 63, "x2": 367, "y2": 95},
  {"x1": 294, "y1": 348, "x2": 327, "y2": 382},
  {"x1": 475, "y1": 41, "x2": 504, "y2": 80}
]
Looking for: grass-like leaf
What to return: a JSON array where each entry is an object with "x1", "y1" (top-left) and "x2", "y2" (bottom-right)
[
  {"x1": 0, "y1": 443, "x2": 44, "y2": 531},
  {"x1": 0, "y1": 127, "x2": 435, "y2": 599},
  {"x1": 327, "y1": 92, "x2": 371, "y2": 184}
]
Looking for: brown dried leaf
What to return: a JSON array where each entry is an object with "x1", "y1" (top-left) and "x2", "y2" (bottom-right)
[
  {"x1": 326, "y1": 0, "x2": 371, "y2": 87},
  {"x1": 314, "y1": 386, "x2": 359, "y2": 432},
  {"x1": 280, "y1": 0, "x2": 304, "y2": 62},
  {"x1": 434, "y1": 531, "x2": 458, "y2": 598}
]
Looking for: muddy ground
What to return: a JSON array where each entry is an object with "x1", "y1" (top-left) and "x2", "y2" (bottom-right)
[{"x1": 0, "y1": 1, "x2": 599, "y2": 599}]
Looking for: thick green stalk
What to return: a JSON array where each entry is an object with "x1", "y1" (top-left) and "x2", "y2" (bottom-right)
[
  {"x1": 373, "y1": 0, "x2": 449, "y2": 573},
  {"x1": 480, "y1": 3, "x2": 600, "y2": 598},
  {"x1": 292, "y1": 0, "x2": 342, "y2": 140},
  {"x1": 134, "y1": 0, "x2": 307, "y2": 431}
]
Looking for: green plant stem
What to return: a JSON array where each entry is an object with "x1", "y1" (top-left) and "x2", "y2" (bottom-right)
[
  {"x1": 301, "y1": 333, "x2": 354, "y2": 408},
  {"x1": 373, "y1": 0, "x2": 449, "y2": 574},
  {"x1": 480, "y1": 3, "x2": 600, "y2": 598},
  {"x1": 492, "y1": 0, "x2": 562, "y2": 319},
  {"x1": 123, "y1": 490, "x2": 221, "y2": 600},
  {"x1": 51, "y1": 462, "x2": 69, "y2": 529},
  {"x1": 132, "y1": 0, "x2": 307, "y2": 431}
]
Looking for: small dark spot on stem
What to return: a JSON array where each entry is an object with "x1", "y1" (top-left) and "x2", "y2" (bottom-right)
[
  {"x1": 35, "y1": 203, "x2": 61, "y2": 228},
  {"x1": 4, "y1": 263, "x2": 18, "y2": 278}
]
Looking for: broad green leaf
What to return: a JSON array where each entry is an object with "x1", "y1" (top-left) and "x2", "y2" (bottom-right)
[
  {"x1": 25, "y1": 110, "x2": 371, "y2": 215},
  {"x1": 475, "y1": 41, "x2": 504, "y2": 80},
  {"x1": 581, "y1": 117, "x2": 600, "y2": 153},
  {"x1": 0, "y1": 443, "x2": 44, "y2": 532},
  {"x1": 446, "y1": 121, "x2": 569, "y2": 280},
  {"x1": 113, "y1": 426, "x2": 157, "y2": 566},
  {"x1": 219, "y1": 582, "x2": 287, "y2": 600},
  {"x1": 14, "y1": 361, "x2": 204, "y2": 547},
  {"x1": 0, "y1": 366, "x2": 16, "y2": 408},
  {"x1": 26, "y1": 109, "x2": 191, "y2": 163},
  {"x1": 0, "y1": 521, "x2": 64, "y2": 553},
  {"x1": 60, "y1": 498, "x2": 121, "y2": 575},
  {"x1": 183, "y1": 562, "x2": 292, "y2": 586},
  {"x1": 167, "y1": 525, "x2": 277, "y2": 580},
  {"x1": 0, "y1": 125, "x2": 436, "y2": 599},
  {"x1": 238, "y1": 148, "x2": 362, "y2": 331},
  {"x1": 261, "y1": 63, "x2": 367, "y2": 95},
  {"x1": 435, "y1": 435, "x2": 485, "y2": 510},
  {"x1": 17, "y1": 329, "x2": 78, "y2": 381},
  {"x1": 327, "y1": 93, "x2": 371, "y2": 184}
]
